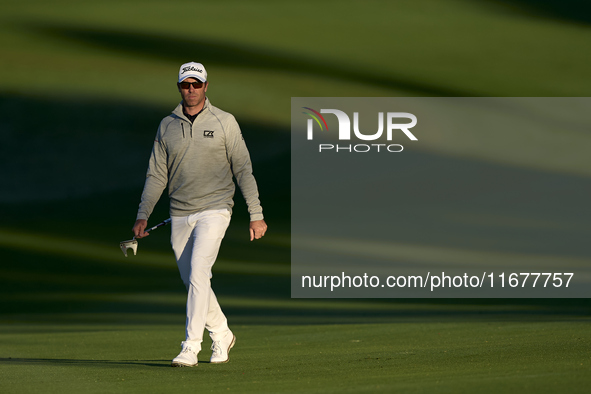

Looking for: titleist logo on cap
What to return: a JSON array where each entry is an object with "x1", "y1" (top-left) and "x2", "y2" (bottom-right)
[
  {"x1": 182, "y1": 66, "x2": 203, "y2": 74},
  {"x1": 178, "y1": 62, "x2": 207, "y2": 83}
]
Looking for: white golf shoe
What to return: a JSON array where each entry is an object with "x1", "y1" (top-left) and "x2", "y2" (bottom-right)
[
  {"x1": 210, "y1": 331, "x2": 236, "y2": 363},
  {"x1": 171, "y1": 341, "x2": 199, "y2": 367}
]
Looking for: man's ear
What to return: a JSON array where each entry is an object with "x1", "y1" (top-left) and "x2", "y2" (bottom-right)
[
  {"x1": 204, "y1": 82, "x2": 209, "y2": 93},
  {"x1": 177, "y1": 83, "x2": 181, "y2": 93}
]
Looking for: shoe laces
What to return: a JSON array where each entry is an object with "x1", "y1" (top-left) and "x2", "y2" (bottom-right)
[
  {"x1": 181, "y1": 345, "x2": 195, "y2": 354},
  {"x1": 211, "y1": 341, "x2": 223, "y2": 357}
]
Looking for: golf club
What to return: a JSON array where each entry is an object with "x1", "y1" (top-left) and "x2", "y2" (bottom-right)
[{"x1": 119, "y1": 218, "x2": 171, "y2": 257}]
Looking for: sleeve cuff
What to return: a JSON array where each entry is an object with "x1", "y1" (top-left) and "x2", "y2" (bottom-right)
[
  {"x1": 136, "y1": 213, "x2": 149, "y2": 221},
  {"x1": 250, "y1": 213, "x2": 264, "y2": 222}
]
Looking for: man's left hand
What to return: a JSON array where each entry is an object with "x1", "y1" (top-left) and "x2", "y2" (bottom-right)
[{"x1": 249, "y1": 220, "x2": 267, "y2": 241}]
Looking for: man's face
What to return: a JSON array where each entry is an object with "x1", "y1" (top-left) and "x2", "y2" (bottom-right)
[{"x1": 178, "y1": 77, "x2": 208, "y2": 109}]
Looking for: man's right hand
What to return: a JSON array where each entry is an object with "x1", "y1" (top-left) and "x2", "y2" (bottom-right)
[{"x1": 132, "y1": 219, "x2": 149, "y2": 238}]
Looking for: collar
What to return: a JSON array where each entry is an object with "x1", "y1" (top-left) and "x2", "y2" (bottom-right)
[{"x1": 173, "y1": 97, "x2": 210, "y2": 121}]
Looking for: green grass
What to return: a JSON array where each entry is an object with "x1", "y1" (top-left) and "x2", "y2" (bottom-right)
[
  {"x1": 1, "y1": 0, "x2": 591, "y2": 392},
  {"x1": 1, "y1": 239, "x2": 590, "y2": 393},
  {"x1": 2, "y1": 315, "x2": 591, "y2": 393}
]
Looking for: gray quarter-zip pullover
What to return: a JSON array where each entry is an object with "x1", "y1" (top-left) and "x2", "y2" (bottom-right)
[{"x1": 136, "y1": 99, "x2": 264, "y2": 221}]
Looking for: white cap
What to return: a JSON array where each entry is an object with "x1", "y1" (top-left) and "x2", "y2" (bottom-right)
[{"x1": 178, "y1": 62, "x2": 207, "y2": 83}]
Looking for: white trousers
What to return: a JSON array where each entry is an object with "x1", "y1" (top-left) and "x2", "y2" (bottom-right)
[{"x1": 170, "y1": 209, "x2": 231, "y2": 351}]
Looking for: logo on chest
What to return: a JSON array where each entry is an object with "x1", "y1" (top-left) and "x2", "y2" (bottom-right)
[{"x1": 203, "y1": 130, "x2": 215, "y2": 138}]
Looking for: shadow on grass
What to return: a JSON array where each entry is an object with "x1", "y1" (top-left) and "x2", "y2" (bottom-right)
[
  {"x1": 0, "y1": 358, "x2": 170, "y2": 368},
  {"x1": 1, "y1": 93, "x2": 590, "y2": 326},
  {"x1": 488, "y1": 0, "x2": 591, "y2": 26},
  {"x1": 0, "y1": 93, "x2": 289, "y2": 218},
  {"x1": 1, "y1": 246, "x2": 589, "y2": 325},
  {"x1": 27, "y1": 23, "x2": 470, "y2": 97}
]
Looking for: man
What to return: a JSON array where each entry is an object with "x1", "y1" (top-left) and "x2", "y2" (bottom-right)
[{"x1": 132, "y1": 62, "x2": 267, "y2": 367}]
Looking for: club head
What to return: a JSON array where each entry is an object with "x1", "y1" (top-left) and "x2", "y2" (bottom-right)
[{"x1": 120, "y1": 239, "x2": 138, "y2": 257}]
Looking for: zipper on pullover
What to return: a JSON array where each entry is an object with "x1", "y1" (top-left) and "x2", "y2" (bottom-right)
[{"x1": 181, "y1": 121, "x2": 194, "y2": 138}]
